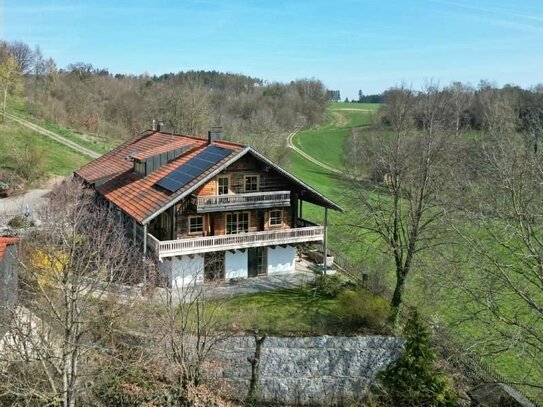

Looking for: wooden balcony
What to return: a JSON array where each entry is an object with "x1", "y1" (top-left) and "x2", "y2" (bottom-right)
[
  {"x1": 147, "y1": 224, "x2": 323, "y2": 259},
  {"x1": 192, "y1": 191, "x2": 291, "y2": 213}
]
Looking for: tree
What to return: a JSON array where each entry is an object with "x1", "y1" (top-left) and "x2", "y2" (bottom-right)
[
  {"x1": 377, "y1": 310, "x2": 457, "y2": 406},
  {"x1": 245, "y1": 332, "x2": 267, "y2": 406},
  {"x1": 151, "y1": 260, "x2": 226, "y2": 403},
  {"x1": 343, "y1": 85, "x2": 455, "y2": 323},
  {"x1": 0, "y1": 56, "x2": 22, "y2": 122},
  {"x1": 444, "y1": 81, "x2": 474, "y2": 137},
  {"x1": 358, "y1": 89, "x2": 363, "y2": 102},
  {"x1": 3, "y1": 41, "x2": 34, "y2": 74},
  {"x1": 0, "y1": 182, "x2": 146, "y2": 406},
  {"x1": 446, "y1": 92, "x2": 543, "y2": 389}
]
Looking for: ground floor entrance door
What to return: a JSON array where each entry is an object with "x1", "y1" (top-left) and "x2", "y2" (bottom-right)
[
  {"x1": 248, "y1": 247, "x2": 267, "y2": 277},
  {"x1": 204, "y1": 252, "x2": 225, "y2": 282}
]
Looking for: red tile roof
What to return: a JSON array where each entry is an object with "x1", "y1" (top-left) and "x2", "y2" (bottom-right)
[
  {"x1": 80, "y1": 132, "x2": 245, "y2": 223},
  {"x1": 76, "y1": 130, "x2": 343, "y2": 223},
  {"x1": 0, "y1": 237, "x2": 19, "y2": 261},
  {"x1": 131, "y1": 139, "x2": 195, "y2": 161},
  {"x1": 75, "y1": 131, "x2": 206, "y2": 184}
]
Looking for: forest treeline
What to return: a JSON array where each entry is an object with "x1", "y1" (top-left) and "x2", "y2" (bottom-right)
[{"x1": 0, "y1": 40, "x2": 329, "y2": 163}]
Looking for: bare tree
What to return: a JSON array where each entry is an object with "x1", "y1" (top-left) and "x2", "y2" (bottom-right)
[
  {"x1": 246, "y1": 331, "x2": 267, "y2": 405},
  {"x1": 343, "y1": 85, "x2": 455, "y2": 323},
  {"x1": 4, "y1": 41, "x2": 34, "y2": 74},
  {"x1": 152, "y1": 261, "x2": 225, "y2": 403},
  {"x1": 0, "y1": 56, "x2": 22, "y2": 122},
  {"x1": 446, "y1": 94, "x2": 543, "y2": 391},
  {"x1": 0, "y1": 181, "x2": 146, "y2": 406},
  {"x1": 444, "y1": 81, "x2": 474, "y2": 137}
]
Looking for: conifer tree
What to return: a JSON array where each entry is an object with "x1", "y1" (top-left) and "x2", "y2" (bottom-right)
[{"x1": 377, "y1": 310, "x2": 457, "y2": 406}]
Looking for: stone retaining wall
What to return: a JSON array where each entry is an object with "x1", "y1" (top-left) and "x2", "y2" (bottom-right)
[{"x1": 209, "y1": 335, "x2": 402, "y2": 406}]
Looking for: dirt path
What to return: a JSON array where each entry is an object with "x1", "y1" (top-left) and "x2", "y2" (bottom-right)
[
  {"x1": 286, "y1": 125, "x2": 341, "y2": 174},
  {"x1": 5, "y1": 112, "x2": 101, "y2": 159},
  {"x1": 330, "y1": 108, "x2": 374, "y2": 112}
]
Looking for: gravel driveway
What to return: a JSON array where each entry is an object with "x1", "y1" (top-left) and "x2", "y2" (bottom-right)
[{"x1": 0, "y1": 189, "x2": 50, "y2": 226}]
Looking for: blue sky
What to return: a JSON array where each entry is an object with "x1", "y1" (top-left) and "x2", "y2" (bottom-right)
[{"x1": 3, "y1": 0, "x2": 543, "y2": 99}]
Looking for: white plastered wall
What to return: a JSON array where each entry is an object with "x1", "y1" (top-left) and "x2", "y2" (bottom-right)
[
  {"x1": 160, "y1": 255, "x2": 205, "y2": 287},
  {"x1": 225, "y1": 250, "x2": 248, "y2": 280},
  {"x1": 267, "y1": 245, "x2": 296, "y2": 275}
]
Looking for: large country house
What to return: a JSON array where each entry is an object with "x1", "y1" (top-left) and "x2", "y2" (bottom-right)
[{"x1": 75, "y1": 128, "x2": 342, "y2": 286}]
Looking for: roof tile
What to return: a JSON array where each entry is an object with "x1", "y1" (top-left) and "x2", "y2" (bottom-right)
[
  {"x1": 0, "y1": 237, "x2": 19, "y2": 261},
  {"x1": 84, "y1": 133, "x2": 243, "y2": 223}
]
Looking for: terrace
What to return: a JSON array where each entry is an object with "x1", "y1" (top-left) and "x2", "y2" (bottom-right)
[{"x1": 147, "y1": 221, "x2": 323, "y2": 259}]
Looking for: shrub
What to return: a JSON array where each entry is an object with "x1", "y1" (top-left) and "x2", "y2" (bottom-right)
[
  {"x1": 337, "y1": 289, "x2": 391, "y2": 332},
  {"x1": 0, "y1": 181, "x2": 8, "y2": 190},
  {"x1": 377, "y1": 310, "x2": 457, "y2": 406},
  {"x1": 309, "y1": 274, "x2": 354, "y2": 298},
  {"x1": 7, "y1": 215, "x2": 26, "y2": 229}
]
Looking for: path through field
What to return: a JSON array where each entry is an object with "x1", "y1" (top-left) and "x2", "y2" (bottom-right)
[
  {"x1": 5, "y1": 112, "x2": 101, "y2": 159},
  {"x1": 286, "y1": 125, "x2": 341, "y2": 174}
]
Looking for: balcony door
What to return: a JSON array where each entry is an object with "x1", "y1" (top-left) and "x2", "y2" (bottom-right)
[
  {"x1": 248, "y1": 247, "x2": 267, "y2": 277},
  {"x1": 218, "y1": 176, "x2": 230, "y2": 204},
  {"x1": 226, "y1": 212, "x2": 249, "y2": 234}
]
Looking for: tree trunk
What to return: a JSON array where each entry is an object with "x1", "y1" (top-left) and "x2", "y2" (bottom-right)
[
  {"x1": 246, "y1": 333, "x2": 267, "y2": 405},
  {"x1": 391, "y1": 273, "x2": 406, "y2": 324},
  {"x1": 2, "y1": 85, "x2": 7, "y2": 123}
]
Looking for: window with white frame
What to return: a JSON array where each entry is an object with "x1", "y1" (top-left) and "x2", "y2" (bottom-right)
[
  {"x1": 269, "y1": 209, "x2": 283, "y2": 226},
  {"x1": 218, "y1": 176, "x2": 229, "y2": 195},
  {"x1": 189, "y1": 216, "x2": 204, "y2": 234},
  {"x1": 244, "y1": 175, "x2": 259, "y2": 192},
  {"x1": 226, "y1": 212, "x2": 249, "y2": 234}
]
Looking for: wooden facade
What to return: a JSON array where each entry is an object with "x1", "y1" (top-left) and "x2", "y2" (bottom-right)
[{"x1": 150, "y1": 154, "x2": 297, "y2": 241}]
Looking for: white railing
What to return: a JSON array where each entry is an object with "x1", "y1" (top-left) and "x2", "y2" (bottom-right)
[
  {"x1": 146, "y1": 233, "x2": 160, "y2": 254},
  {"x1": 194, "y1": 191, "x2": 291, "y2": 212},
  {"x1": 148, "y1": 226, "x2": 324, "y2": 259}
]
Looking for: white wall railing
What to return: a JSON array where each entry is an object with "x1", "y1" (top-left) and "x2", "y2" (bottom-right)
[
  {"x1": 193, "y1": 191, "x2": 291, "y2": 212},
  {"x1": 147, "y1": 225, "x2": 323, "y2": 259}
]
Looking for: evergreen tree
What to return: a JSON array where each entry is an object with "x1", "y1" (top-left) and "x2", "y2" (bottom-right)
[{"x1": 377, "y1": 310, "x2": 457, "y2": 406}]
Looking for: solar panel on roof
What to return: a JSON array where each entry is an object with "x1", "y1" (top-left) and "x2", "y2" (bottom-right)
[{"x1": 155, "y1": 145, "x2": 232, "y2": 192}]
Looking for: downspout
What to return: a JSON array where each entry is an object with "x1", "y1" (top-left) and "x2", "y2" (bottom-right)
[
  {"x1": 323, "y1": 207, "x2": 328, "y2": 276},
  {"x1": 143, "y1": 223, "x2": 148, "y2": 287}
]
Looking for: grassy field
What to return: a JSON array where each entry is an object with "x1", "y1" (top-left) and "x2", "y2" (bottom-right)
[
  {"x1": 287, "y1": 103, "x2": 380, "y2": 260},
  {"x1": 0, "y1": 119, "x2": 90, "y2": 178},
  {"x1": 8, "y1": 98, "x2": 117, "y2": 154},
  {"x1": 286, "y1": 103, "x2": 543, "y2": 400},
  {"x1": 329, "y1": 102, "x2": 381, "y2": 111},
  {"x1": 292, "y1": 103, "x2": 377, "y2": 171}
]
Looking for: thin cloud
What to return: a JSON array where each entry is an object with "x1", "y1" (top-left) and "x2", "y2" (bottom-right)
[{"x1": 427, "y1": 0, "x2": 543, "y2": 24}]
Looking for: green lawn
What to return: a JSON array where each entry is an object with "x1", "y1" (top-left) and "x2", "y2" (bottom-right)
[
  {"x1": 210, "y1": 289, "x2": 344, "y2": 335},
  {"x1": 0, "y1": 119, "x2": 90, "y2": 177}
]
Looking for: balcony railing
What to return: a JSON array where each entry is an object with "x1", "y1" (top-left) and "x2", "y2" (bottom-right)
[
  {"x1": 147, "y1": 225, "x2": 323, "y2": 259},
  {"x1": 193, "y1": 191, "x2": 291, "y2": 212}
]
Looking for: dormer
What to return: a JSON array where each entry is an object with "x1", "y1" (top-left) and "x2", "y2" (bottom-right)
[{"x1": 132, "y1": 143, "x2": 193, "y2": 176}]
